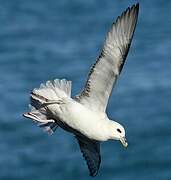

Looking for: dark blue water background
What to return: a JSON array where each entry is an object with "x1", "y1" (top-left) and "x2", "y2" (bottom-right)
[{"x1": 0, "y1": 0, "x2": 171, "y2": 179}]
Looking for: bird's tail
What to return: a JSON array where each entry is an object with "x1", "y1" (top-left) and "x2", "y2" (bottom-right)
[{"x1": 23, "y1": 79, "x2": 72, "y2": 134}]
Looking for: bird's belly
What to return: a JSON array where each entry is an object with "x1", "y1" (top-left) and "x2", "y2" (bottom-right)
[{"x1": 48, "y1": 100, "x2": 109, "y2": 141}]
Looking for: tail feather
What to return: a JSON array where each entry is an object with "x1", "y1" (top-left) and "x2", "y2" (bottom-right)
[
  {"x1": 39, "y1": 121, "x2": 59, "y2": 135},
  {"x1": 23, "y1": 79, "x2": 72, "y2": 134},
  {"x1": 23, "y1": 109, "x2": 58, "y2": 135},
  {"x1": 33, "y1": 79, "x2": 71, "y2": 100},
  {"x1": 31, "y1": 79, "x2": 71, "y2": 109}
]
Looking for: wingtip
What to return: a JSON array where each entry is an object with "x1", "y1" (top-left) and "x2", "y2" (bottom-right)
[
  {"x1": 131, "y1": 3, "x2": 139, "y2": 15},
  {"x1": 90, "y1": 172, "x2": 97, "y2": 177},
  {"x1": 89, "y1": 170, "x2": 99, "y2": 177},
  {"x1": 136, "y1": 2, "x2": 140, "y2": 7},
  {"x1": 135, "y1": 3, "x2": 139, "y2": 12},
  {"x1": 131, "y1": 3, "x2": 139, "y2": 11},
  {"x1": 121, "y1": 3, "x2": 139, "y2": 19}
]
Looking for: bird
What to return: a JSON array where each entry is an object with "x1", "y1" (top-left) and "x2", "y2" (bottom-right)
[{"x1": 23, "y1": 3, "x2": 139, "y2": 177}]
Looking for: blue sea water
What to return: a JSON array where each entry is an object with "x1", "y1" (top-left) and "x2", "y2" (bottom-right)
[{"x1": 0, "y1": 0, "x2": 171, "y2": 179}]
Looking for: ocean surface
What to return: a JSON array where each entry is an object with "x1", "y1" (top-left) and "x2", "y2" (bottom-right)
[{"x1": 0, "y1": 0, "x2": 171, "y2": 179}]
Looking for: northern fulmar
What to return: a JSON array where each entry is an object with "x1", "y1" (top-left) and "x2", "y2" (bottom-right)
[{"x1": 23, "y1": 3, "x2": 139, "y2": 177}]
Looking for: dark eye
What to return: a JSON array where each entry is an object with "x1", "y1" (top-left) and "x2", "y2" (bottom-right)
[{"x1": 117, "y1": 128, "x2": 122, "y2": 133}]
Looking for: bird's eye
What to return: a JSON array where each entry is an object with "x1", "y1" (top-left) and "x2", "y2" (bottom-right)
[{"x1": 117, "y1": 128, "x2": 122, "y2": 133}]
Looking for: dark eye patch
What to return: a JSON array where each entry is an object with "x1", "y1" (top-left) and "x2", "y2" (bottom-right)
[{"x1": 117, "y1": 128, "x2": 122, "y2": 133}]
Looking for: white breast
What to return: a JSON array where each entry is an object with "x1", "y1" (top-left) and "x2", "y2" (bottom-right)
[{"x1": 47, "y1": 98, "x2": 111, "y2": 141}]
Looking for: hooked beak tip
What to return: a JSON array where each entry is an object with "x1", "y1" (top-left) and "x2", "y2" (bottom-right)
[{"x1": 120, "y1": 137, "x2": 128, "y2": 148}]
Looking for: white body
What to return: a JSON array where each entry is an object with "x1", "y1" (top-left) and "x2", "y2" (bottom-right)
[{"x1": 48, "y1": 97, "x2": 112, "y2": 141}]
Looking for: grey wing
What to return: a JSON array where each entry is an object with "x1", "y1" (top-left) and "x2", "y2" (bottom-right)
[
  {"x1": 76, "y1": 136, "x2": 101, "y2": 177},
  {"x1": 76, "y1": 4, "x2": 139, "y2": 112}
]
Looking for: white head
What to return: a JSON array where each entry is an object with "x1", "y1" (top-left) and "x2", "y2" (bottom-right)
[{"x1": 109, "y1": 120, "x2": 128, "y2": 148}]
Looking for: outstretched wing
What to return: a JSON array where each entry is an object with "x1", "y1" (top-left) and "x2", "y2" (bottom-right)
[
  {"x1": 76, "y1": 4, "x2": 139, "y2": 112},
  {"x1": 76, "y1": 136, "x2": 101, "y2": 177}
]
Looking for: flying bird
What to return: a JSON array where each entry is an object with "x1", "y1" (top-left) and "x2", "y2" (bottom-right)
[{"x1": 23, "y1": 3, "x2": 139, "y2": 177}]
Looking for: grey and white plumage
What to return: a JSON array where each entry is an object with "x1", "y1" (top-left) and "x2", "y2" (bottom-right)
[{"x1": 23, "y1": 4, "x2": 139, "y2": 177}]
